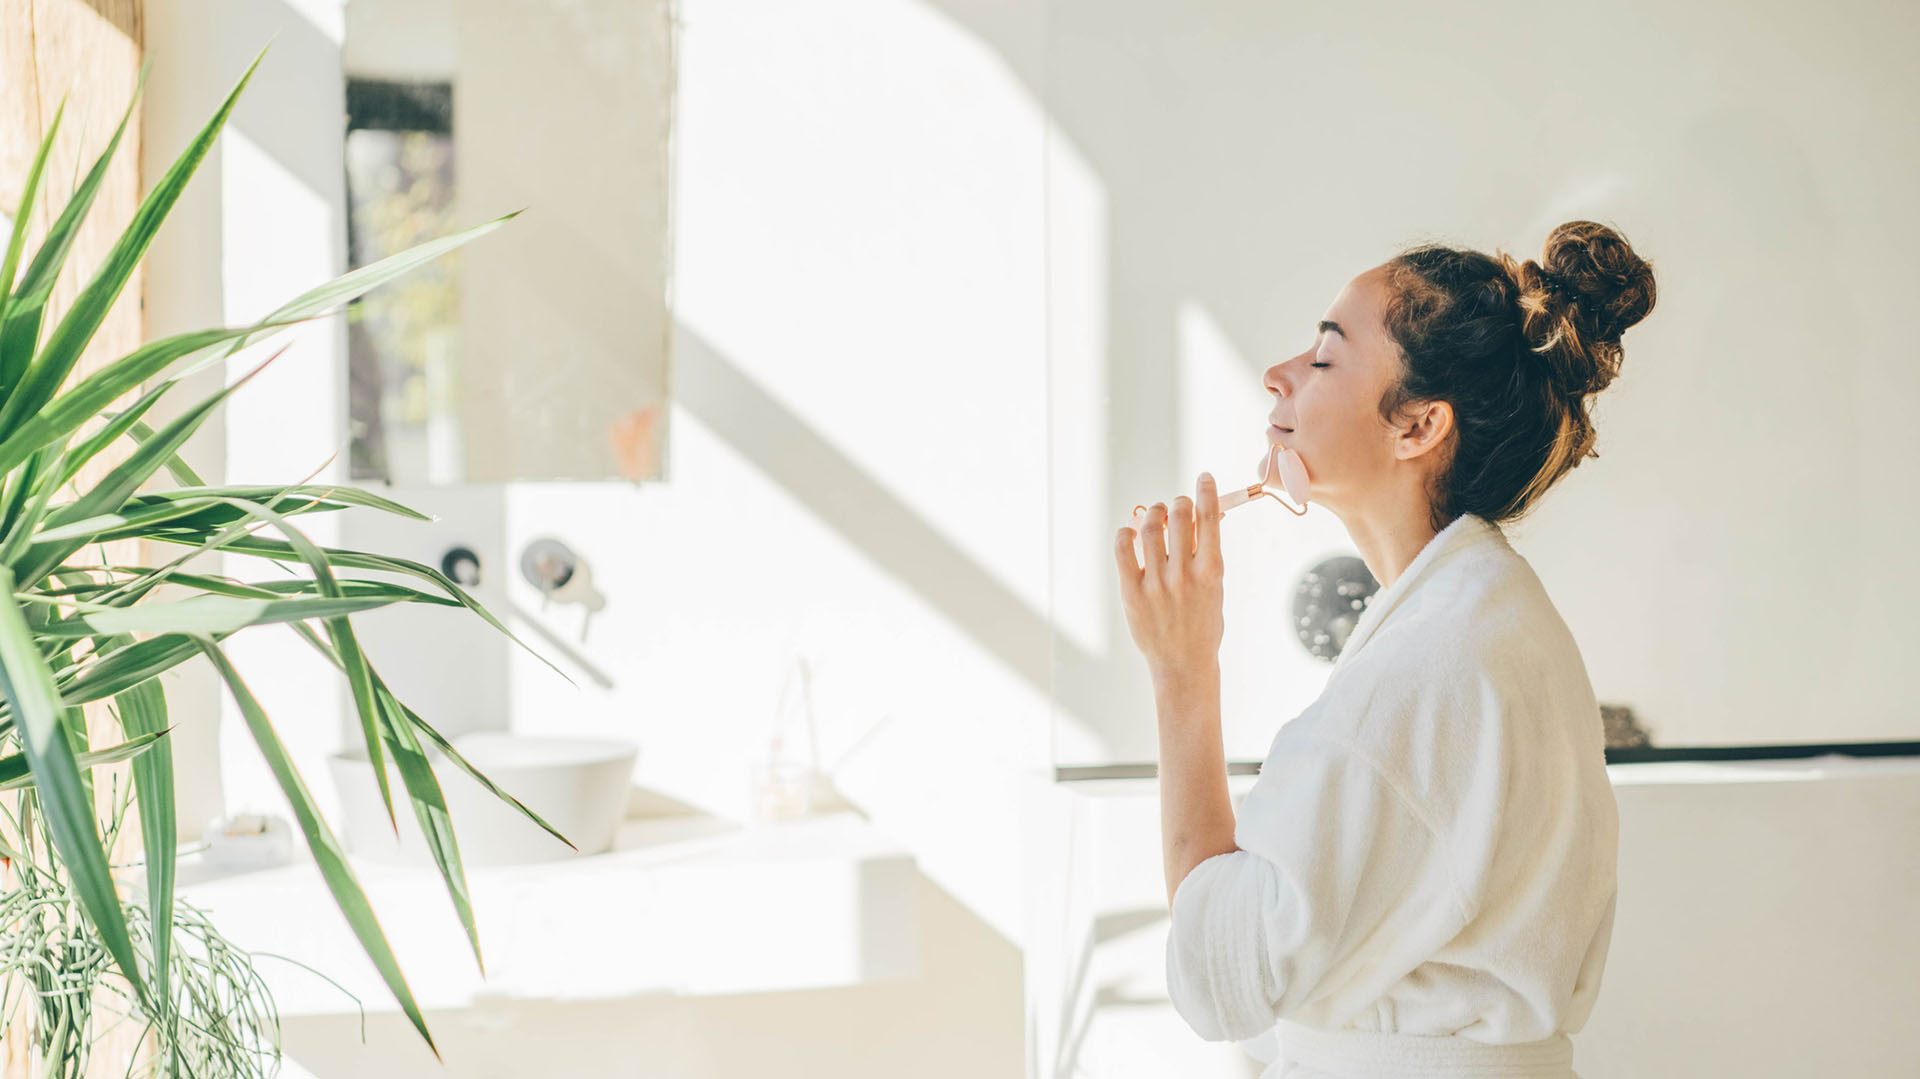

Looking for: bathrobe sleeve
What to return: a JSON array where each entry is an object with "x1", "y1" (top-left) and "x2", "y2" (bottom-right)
[{"x1": 1164, "y1": 733, "x2": 1475, "y2": 1042}]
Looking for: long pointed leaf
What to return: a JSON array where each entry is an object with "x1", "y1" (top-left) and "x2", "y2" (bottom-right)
[
  {"x1": 130, "y1": 481, "x2": 434, "y2": 520},
  {"x1": 0, "y1": 51, "x2": 252, "y2": 440},
  {"x1": 0, "y1": 561, "x2": 458, "y2": 726},
  {"x1": 0, "y1": 318, "x2": 314, "y2": 481},
  {"x1": 36, "y1": 593, "x2": 402, "y2": 638},
  {"x1": 11, "y1": 343, "x2": 291, "y2": 587},
  {"x1": 373, "y1": 679, "x2": 482, "y2": 971},
  {"x1": 32, "y1": 479, "x2": 434, "y2": 546},
  {"x1": 221, "y1": 209, "x2": 522, "y2": 363},
  {"x1": 28, "y1": 194, "x2": 518, "y2": 449},
  {"x1": 0, "y1": 727, "x2": 165, "y2": 791},
  {"x1": 182, "y1": 494, "x2": 402, "y2": 835},
  {"x1": 28, "y1": 495, "x2": 262, "y2": 546},
  {"x1": 0, "y1": 97, "x2": 64, "y2": 363},
  {"x1": 47, "y1": 378, "x2": 174, "y2": 493},
  {"x1": 0, "y1": 445, "x2": 50, "y2": 550},
  {"x1": 0, "y1": 443, "x2": 67, "y2": 565},
  {"x1": 395, "y1": 689, "x2": 579, "y2": 852},
  {"x1": 37, "y1": 343, "x2": 285, "y2": 535},
  {"x1": 286, "y1": 619, "x2": 578, "y2": 851},
  {"x1": 52, "y1": 632, "x2": 231, "y2": 709},
  {"x1": 32, "y1": 482, "x2": 359, "y2": 548},
  {"x1": 126, "y1": 417, "x2": 205, "y2": 488},
  {"x1": 32, "y1": 612, "x2": 94, "y2": 811},
  {"x1": 37, "y1": 567, "x2": 460, "y2": 610},
  {"x1": 67, "y1": 457, "x2": 362, "y2": 618},
  {"x1": 0, "y1": 65, "x2": 148, "y2": 434},
  {"x1": 39, "y1": 487, "x2": 424, "y2": 872},
  {"x1": 143, "y1": 532, "x2": 579, "y2": 689},
  {"x1": 289, "y1": 622, "x2": 483, "y2": 972},
  {"x1": 192, "y1": 638, "x2": 440, "y2": 1060},
  {"x1": 0, "y1": 81, "x2": 128, "y2": 399},
  {"x1": 4, "y1": 479, "x2": 350, "y2": 719},
  {"x1": 0, "y1": 564, "x2": 152, "y2": 1013},
  {"x1": 113, "y1": 668, "x2": 175, "y2": 1014},
  {"x1": 59, "y1": 701, "x2": 92, "y2": 809}
]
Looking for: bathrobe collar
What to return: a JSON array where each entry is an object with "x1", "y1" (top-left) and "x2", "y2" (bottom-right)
[{"x1": 1331, "y1": 512, "x2": 1505, "y2": 669}]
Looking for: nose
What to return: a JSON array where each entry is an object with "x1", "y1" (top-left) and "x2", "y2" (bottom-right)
[{"x1": 1264, "y1": 349, "x2": 1307, "y2": 398}]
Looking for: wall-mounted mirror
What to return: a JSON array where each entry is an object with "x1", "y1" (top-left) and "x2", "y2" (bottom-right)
[{"x1": 342, "y1": 0, "x2": 674, "y2": 486}]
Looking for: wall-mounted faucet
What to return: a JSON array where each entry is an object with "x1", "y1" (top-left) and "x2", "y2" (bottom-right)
[{"x1": 519, "y1": 537, "x2": 607, "y2": 643}]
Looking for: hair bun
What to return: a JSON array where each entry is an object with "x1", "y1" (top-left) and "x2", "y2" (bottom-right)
[
  {"x1": 1499, "y1": 220, "x2": 1656, "y2": 398},
  {"x1": 1530, "y1": 220, "x2": 1657, "y2": 345}
]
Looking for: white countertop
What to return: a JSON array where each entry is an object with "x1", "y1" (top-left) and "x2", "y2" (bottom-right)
[
  {"x1": 1602, "y1": 752, "x2": 1920, "y2": 784},
  {"x1": 173, "y1": 810, "x2": 920, "y2": 1015}
]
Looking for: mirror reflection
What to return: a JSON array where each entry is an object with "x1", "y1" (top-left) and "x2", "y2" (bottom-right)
[{"x1": 341, "y1": 0, "x2": 674, "y2": 485}]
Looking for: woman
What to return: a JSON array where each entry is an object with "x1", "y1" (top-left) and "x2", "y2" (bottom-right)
[{"x1": 1114, "y1": 220, "x2": 1656, "y2": 1078}]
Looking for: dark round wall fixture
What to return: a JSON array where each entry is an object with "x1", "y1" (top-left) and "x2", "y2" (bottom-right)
[
  {"x1": 1291, "y1": 555, "x2": 1380, "y2": 662},
  {"x1": 440, "y1": 544, "x2": 481, "y2": 588}
]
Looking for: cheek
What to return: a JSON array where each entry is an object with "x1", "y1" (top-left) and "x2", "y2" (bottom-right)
[
  {"x1": 1305, "y1": 396, "x2": 1372, "y2": 465},
  {"x1": 1302, "y1": 391, "x2": 1349, "y2": 438}
]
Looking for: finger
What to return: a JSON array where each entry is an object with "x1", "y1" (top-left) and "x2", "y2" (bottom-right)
[
  {"x1": 1197, "y1": 472, "x2": 1222, "y2": 567},
  {"x1": 1141, "y1": 502, "x2": 1168, "y2": 572},
  {"x1": 1114, "y1": 525, "x2": 1142, "y2": 585},
  {"x1": 1168, "y1": 495, "x2": 1194, "y2": 563}
]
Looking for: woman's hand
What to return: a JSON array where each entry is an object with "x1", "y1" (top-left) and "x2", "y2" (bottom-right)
[{"x1": 1115, "y1": 472, "x2": 1225, "y2": 685}]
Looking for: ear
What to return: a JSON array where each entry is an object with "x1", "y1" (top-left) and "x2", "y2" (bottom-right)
[{"x1": 1398, "y1": 399, "x2": 1453, "y2": 461}]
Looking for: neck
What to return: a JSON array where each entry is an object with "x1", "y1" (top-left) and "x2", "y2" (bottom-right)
[{"x1": 1334, "y1": 502, "x2": 1455, "y2": 591}]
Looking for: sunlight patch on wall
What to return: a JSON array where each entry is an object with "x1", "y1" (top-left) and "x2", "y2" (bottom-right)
[{"x1": 1045, "y1": 126, "x2": 1110, "y2": 665}]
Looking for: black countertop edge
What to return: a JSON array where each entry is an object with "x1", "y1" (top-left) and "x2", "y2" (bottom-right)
[{"x1": 1052, "y1": 741, "x2": 1920, "y2": 782}]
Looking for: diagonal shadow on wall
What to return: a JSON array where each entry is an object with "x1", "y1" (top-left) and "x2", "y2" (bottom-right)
[{"x1": 672, "y1": 319, "x2": 1100, "y2": 713}]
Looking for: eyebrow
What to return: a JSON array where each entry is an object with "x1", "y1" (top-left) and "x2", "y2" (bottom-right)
[{"x1": 1318, "y1": 320, "x2": 1346, "y2": 339}]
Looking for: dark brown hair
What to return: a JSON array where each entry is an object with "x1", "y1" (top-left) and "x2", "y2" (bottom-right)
[{"x1": 1378, "y1": 220, "x2": 1657, "y2": 531}]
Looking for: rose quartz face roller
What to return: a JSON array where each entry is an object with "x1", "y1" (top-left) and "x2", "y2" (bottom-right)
[{"x1": 1129, "y1": 441, "x2": 1311, "y2": 535}]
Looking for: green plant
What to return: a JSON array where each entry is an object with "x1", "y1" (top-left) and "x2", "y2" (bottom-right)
[
  {"x1": 0, "y1": 45, "x2": 574, "y2": 1066},
  {"x1": 1, "y1": 769, "x2": 355, "y2": 1077}
]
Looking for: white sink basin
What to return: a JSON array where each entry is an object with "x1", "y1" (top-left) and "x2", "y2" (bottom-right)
[{"x1": 328, "y1": 733, "x2": 638, "y2": 866}]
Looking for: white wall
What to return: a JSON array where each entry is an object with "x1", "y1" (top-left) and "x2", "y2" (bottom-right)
[{"x1": 1041, "y1": 0, "x2": 1920, "y2": 765}]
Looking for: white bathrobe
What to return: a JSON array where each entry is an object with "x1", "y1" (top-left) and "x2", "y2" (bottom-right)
[{"x1": 1165, "y1": 512, "x2": 1619, "y2": 1079}]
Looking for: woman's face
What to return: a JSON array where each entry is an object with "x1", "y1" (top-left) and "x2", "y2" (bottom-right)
[{"x1": 1263, "y1": 265, "x2": 1450, "y2": 516}]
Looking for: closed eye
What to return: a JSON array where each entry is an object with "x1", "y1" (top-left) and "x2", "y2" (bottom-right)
[{"x1": 1310, "y1": 363, "x2": 1330, "y2": 368}]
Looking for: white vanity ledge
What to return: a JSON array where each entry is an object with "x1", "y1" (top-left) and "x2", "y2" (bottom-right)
[
  {"x1": 171, "y1": 810, "x2": 920, "y2": 1016},
  {"x1": 1054, "y1": 752, "x2": 1920, "y2": 798},
  {"x1": 1602, "y1": 752, "x2": 1920, "y2": 785}
]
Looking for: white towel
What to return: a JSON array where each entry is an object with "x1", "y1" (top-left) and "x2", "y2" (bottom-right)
[{"x1": 1165, "y1": 512, "x2": 1618, "y2": 1065}]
